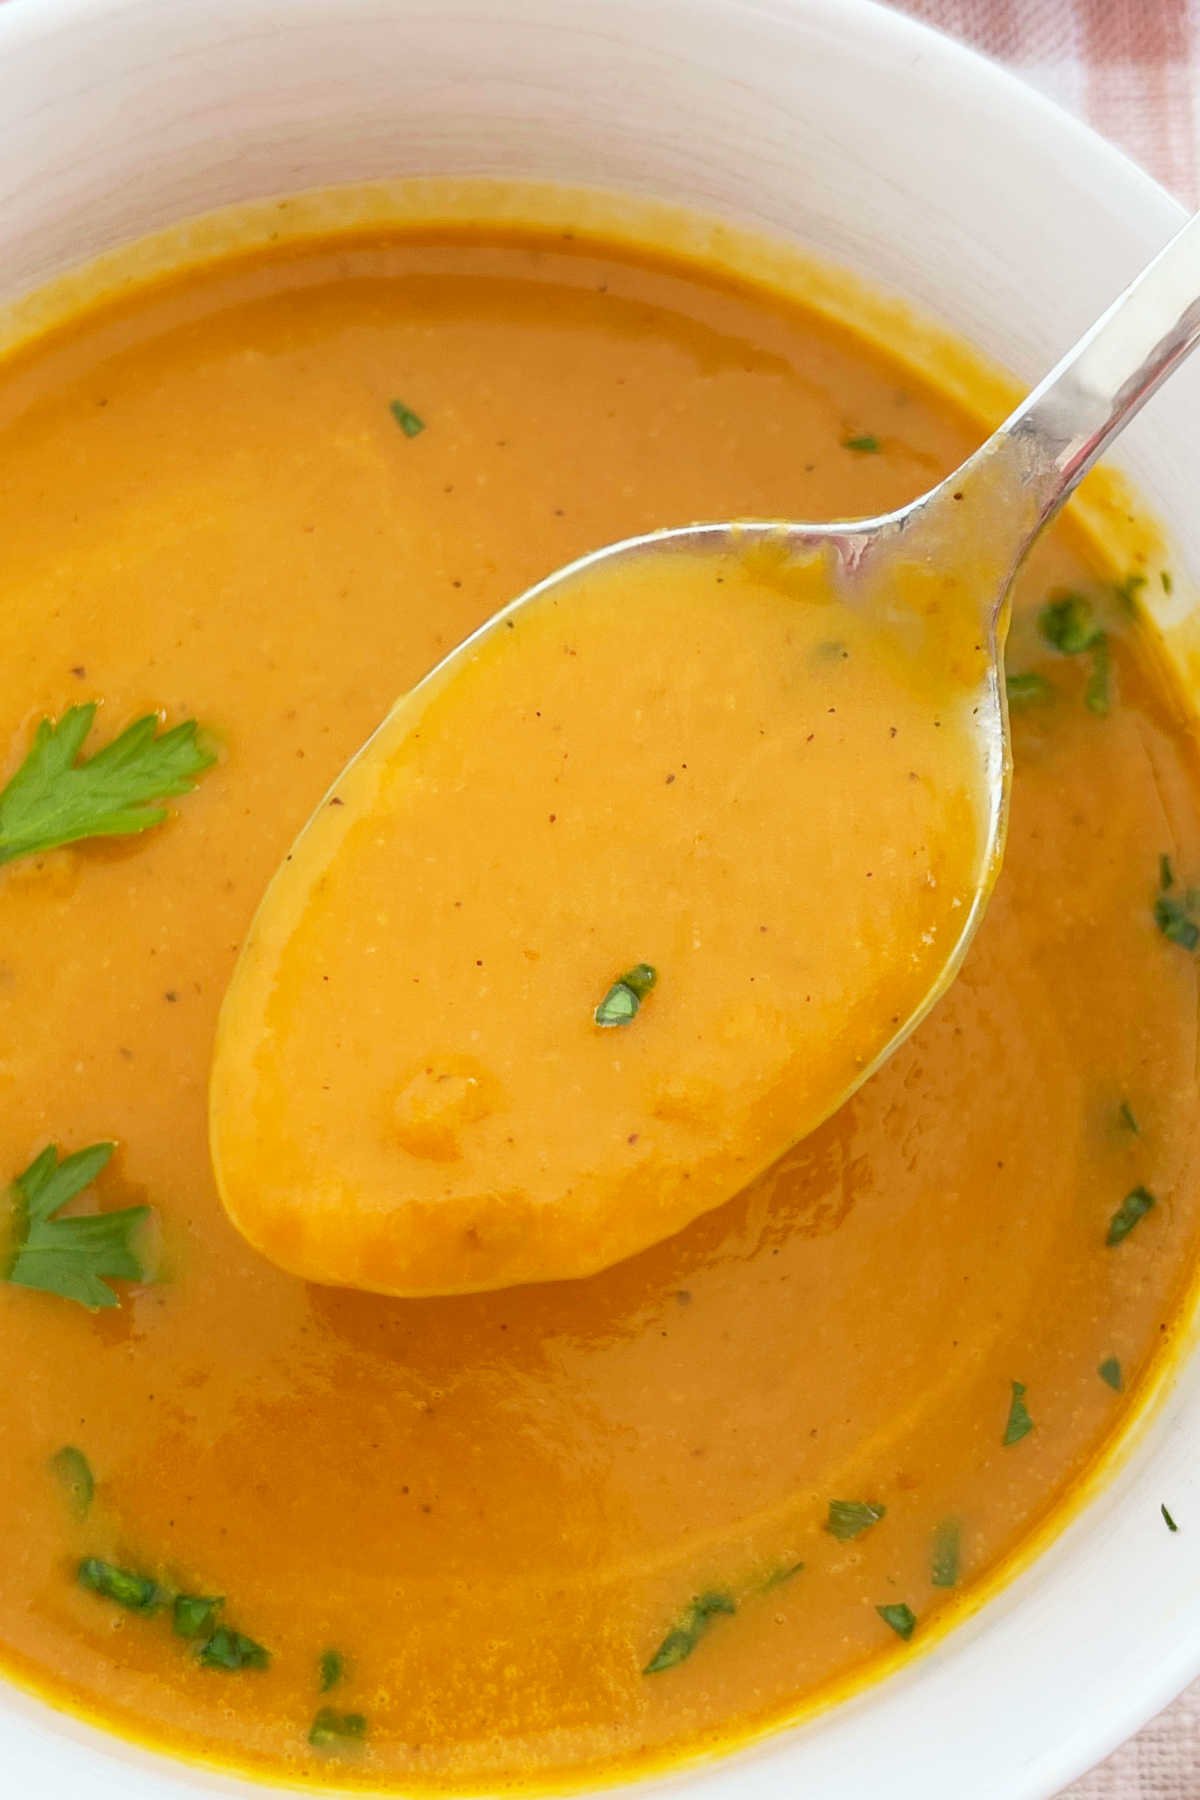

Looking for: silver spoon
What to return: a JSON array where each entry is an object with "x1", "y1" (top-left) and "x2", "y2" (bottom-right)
[
  {"x1": 482, "y1": 207, "x2": 1200, "y2": 1086},
  {"x1": 213, "y1": 212, "x2": 1200, "y2": 1296}
]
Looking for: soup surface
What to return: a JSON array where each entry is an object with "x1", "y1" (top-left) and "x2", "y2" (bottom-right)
[{"x1": 1, "y1": 206, "x2": 1199, "y2": 1791}]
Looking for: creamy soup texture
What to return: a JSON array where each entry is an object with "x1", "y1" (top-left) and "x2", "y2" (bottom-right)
[
  {"x1": 212, "y1": 535, "x2": 989, "y2": 1298},
  {"x1": 0, "y1": 205, "x2": 1198, "y2": 1791}
]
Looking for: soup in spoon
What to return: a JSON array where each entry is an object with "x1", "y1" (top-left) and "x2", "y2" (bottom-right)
[{"x1": 211, "y1": 539, "x2": 990, "y2": 1294}]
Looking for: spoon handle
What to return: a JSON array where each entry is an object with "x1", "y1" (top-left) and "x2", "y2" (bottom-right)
[{"x1": 994, "y1": 210, "x2": 1200, "y2": 529}]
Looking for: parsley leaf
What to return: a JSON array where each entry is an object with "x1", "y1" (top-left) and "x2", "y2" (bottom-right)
[
  {"x1": 1161, "y1": 570, "x2": 1174, "y2": 596},
  {"x1": 1162, "y1": 1503, "x2": 1180, "y2": 1533},
  {"x1": 389, "y1": 400, "x2": 425, "y2": 438},
  {"x1": 876, "y1": 1602, "x2": 916, "y2": 1640},
  {"x1": 1107, "y1": 1185, "x2": 1156, "y2": 1247},
  {"x1": 50, "y1": 1446, "x2": 95, "y2": 1520},
  {"x1": 931, "y1": 1519, "x2": 961, "y2": 1588},
  {"x1": 1154, "y1": 853, "x2": 1198, "y2": 947},
  {"x1": 644, "y1": 1589, "x2": 735, "y2": 1674},
  {"x1": 0, "y1": 705, "x2": 214, "y2": 868},
  {"x1": 310, "y1": 1707, "x2": 368, "y2": 1749},
  {"x1": 1118, "y1": 1100, "x2": 1140, "y2": 1135},
  {"x1": 825, "y1": 1499, "x2": 886, "y2": 1541},
  {"x1": 1005, "y1": 671, "x2": 1053, "y2": 706},
  {"x1": 174, "y1": 1595, "x2": 224, "y2": 1639},
  {"x1": 842, "y1": 433, "x2": 881, "y2": 454},
  {"x1": 198, "y1": 1627, "x2": 270, "y2": 1671},
  {"x1": 1036, "y1": 595, "x2": 1111, "y2": 717},
  {"x1": 319, "y1": 1648, "x2": 345, "y2": 1692},
  {"x1": 1003, "y1": 1379, "x2": 1034, "y2": 1446},
  {"x1": 5, "y1": 1144, "x2": 151, "y2": 1317},
  {"x1": 595, "y1": 963, "x2": 657, "y2": 1028},
  {"x1": 79, "y1": 1558, "x2": 162, "y2": 1613},
  {"x1": 1098, "y1": 1356, "x2": 1123, "y2": 1392},
  {"x1": 1155, "y1": 892, "x2": 1199, "y2": 950},
  {"x1": 6, "y1": 1142, "x2": 150, "y2": 1309},
  {"x1": 79, "y1": 1552, "x2": 266, "y2": 1670},
  {"x1": 1039, "y1": 593, "x2": 1103, "y2": 654}
]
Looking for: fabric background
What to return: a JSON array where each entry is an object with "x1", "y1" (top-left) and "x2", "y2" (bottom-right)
[
  {"x1": 900, "y1": 0, "x2": 1199, "y2": 199},
  {"x1": 889, "y1": 4, "x2": 1200, "y2": 1793}
]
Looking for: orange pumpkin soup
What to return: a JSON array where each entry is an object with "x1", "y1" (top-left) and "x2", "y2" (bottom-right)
[
  {"x1": 0, "y1": 202, "x2": 1198, "y2": 1792},
  {"x1": 211, "y1": 536, "x2": 990, "y2": 1297}
]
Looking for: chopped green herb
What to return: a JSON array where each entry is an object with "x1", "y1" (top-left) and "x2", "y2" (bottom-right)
[
  {"x1": 621, "y1": 962, "x2": 656, "y2": 999},
  {"x1": 5, "y1": 1142, "x2": 150, "y2": 1310},
  {"x1": 931, "y1": 1519, "x2": 961, "y2": 1589},
  {"x1": 595, "y1": 962, "x2": 657, "y2": 1028},
  {"x1": 1039, "y1": 593, "x2": 1104, "y2": 655},
  {"x1": 1154, "y1": 889, "x2": 1199, "y2": 950},
  {"x1": 1115, "y1": 571, "x2": 1147, "y2": 610},
  {"x1": 0, "y1": 704, "x2": 214, "y2": 869},
  {"x1": 1154, "y1": 857, "x2": 1199, "y2": 948},
  {"x1": 78, "y1": 1557, "x2": 161, "y2": 1614},
  {"x1": 1162, "y1": 1503, "x2": 1180, "y2": 1533},
  {"x1": 309, "y1": 1707, "x2": 368, "y2": 1750},
  {"x1": 80, "y1": 1552, "x2": 265, "y2": 1672},
  {"x1": 50, "y1": 1446, "x2": 94, "y2": 1521},
  {"x1": 1037, "y1": 594, "x2": 1113, "y2": 714},
  {"x1": 1005, "y1": 671, "x2": 1053, "y2": 706},
  {"x1": 876, "y1": 1602, "x2": 916, "y2": 1641},
  {"x1": 173, "y1": 1594, "x2": 223, "y2": 1639},
  {"x1": 1098, "y1": 1356, "x2": 1123, "y2": 1392},
  {"x1": 825, "y1": 1499, "x2": 886, "y2": 1542},
  {"x1": 596, "y1": 983, "x2": 639, "y2": 1027},
  {"x1": 1003, "y1": 1379, "x2": 1034, "y2": 1446},
  {"x1": 644, "y1": 1589, "x2": 736, "y2": 1674},
  {"x1": 1084, "y1": 637, "x2": 1111, "y2": 716},
  {"x1": 842, "y1": 433, "x2": 881, "y2": 454},
  {"x1": 1162, "y1": 570, "x2": 1174, "y2": 596},
  {"x1": 389, "y1": 400, "x2": 425, "y2": 438},
  {"x1": 1107, "y1": 1185, "x2": 1156, "y2": 1247},
  {"x1": 319, "y1": 1648, "x2": 345, "y2": 1692},
  {"x1": 198, "y1": 1627, "x2": 270, "y2": 1671},
  {"x1": 1118, "y1": 1100, "x2": 1140, "y2": 1135}
]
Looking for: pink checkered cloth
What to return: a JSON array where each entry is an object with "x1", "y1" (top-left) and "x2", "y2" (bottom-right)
[
  {"x1": 901, "y1": 0, "x2": 1200, "y2": 200},
  {"x1": 892, "y1": 9, "x2": 1200, "y2": 1795}
]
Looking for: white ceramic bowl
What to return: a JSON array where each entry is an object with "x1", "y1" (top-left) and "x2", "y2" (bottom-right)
[{"x1": 2, "y1": 0, "x2": 1199, "y2": 1795}]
